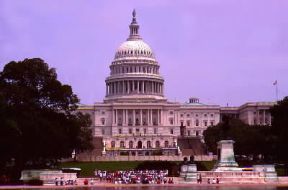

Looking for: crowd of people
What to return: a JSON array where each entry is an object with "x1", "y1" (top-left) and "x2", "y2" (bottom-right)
[{"x1": 94, "y1": 170, "x2": 174, "y2": 184}]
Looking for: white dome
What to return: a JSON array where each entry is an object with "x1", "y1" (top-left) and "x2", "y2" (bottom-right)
[{"x1": 114, "y1": 40, "x2": 155, "y2": 59}]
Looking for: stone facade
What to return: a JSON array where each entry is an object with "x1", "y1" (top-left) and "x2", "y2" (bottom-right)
[{"x1": 78, "y1": 11, "x2": 275, "y2": 156}]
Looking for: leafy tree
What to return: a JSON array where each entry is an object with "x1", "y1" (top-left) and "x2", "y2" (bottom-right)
[
  {"x1": 270, "y1": 96, "x2": 288, "y2": 161},
  {"x1": 203, "y1": 117, "x2": 271, "y2": 159},
  {"x1": 0, "y1": 58, "x2": 93, "y2": 177}
]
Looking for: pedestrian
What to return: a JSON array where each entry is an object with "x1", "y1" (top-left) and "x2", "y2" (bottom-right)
[{"x1": 55, "y1": 178, "x2": 58, "y2": 186}]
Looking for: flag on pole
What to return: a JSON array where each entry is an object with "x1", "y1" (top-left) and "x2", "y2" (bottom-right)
[{"x1": 273, "y1": 80, "x2": 277, "y2": 85}]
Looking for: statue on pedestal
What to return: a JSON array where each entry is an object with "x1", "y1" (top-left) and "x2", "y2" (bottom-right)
[{"x1": 180, "y1": 156, "x2": 197, "y2": 183}]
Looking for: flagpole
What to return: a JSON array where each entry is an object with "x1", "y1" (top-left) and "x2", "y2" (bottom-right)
[
  {"x1": 276, "y1": 82, "x2": 278, "y2": 102},
  {"x1": 274, "y1": 80, "x2": 278, "y2": 102}
]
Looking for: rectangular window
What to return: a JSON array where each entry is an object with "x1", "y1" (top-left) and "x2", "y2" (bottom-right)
[
  {"x1": 210, "y1": 121, "x2": 214, "y2": 126},
  {"x1": 144, "y1": 128, "x2": 147, "y2": 134},
  {"x1": 187, "y1": 120, "x2": 190, "y2": 126},
  {"x1": 204, "y1": 120, "x2": 208, "y2": 127},
  {"x1": 170, "y1": 129, "x2": 174, "y2": 134},
  {"x1": 169, "y1": 118, "x2": 174, "y2": 125},
  {"x1": 129, "y1": 128, "x2": 132, "y2": 134},
  {"x1": 118, "y1": 129, "x2": 122, "y2": 134}
]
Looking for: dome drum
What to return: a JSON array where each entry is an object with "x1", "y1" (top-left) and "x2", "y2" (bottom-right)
[{"x1": 105, "y1": 79, "x2": 164, "y2": 98}]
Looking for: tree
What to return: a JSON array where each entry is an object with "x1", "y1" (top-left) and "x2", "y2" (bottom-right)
[
  {"x1": 270, "y1": 96, "x2": 288, "y2": 161},
  {"x1": 203, "y1": 117, "x2": 272, "y2": 159},
  {"x1": 0, "y1": 58, "x2": 93, "y2": 176}
]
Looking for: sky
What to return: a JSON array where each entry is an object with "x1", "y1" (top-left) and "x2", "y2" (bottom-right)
[{"x1": 1, "y1": 0, "x2": 288, "y2": 106}]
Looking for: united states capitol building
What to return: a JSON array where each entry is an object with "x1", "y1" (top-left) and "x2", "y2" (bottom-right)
[{"x1": 78, "y1": 11, "x2": 275, "y2": 159}]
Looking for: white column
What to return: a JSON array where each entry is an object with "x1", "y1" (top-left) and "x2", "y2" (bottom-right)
[
  {"x1": 133, "y1": 109, "x2": 135, "y2": 126},
  {"x1": 137, "y1": 81, "x2": 139, "y2": 93},
  {"x1": 132, "y1": 81, "x2": 135, "y2": 92},
  {"x1": 127, "y1": 81, "x2": 130, "y2": 94},
  {"x1": 122, "y1": 109, "x2": 125, "y2": 125},
  {"x1": 157, "y1": 109, "x2": 160, "y2": 125},
  {"x1": 147, "y1": 110, "x2": 150, "y2": 125},
  {"x1": 140, "y1": 109, "x2": 143, "y2": 126},
  {"x1": 125, "y1": 109, "x2": 128, "y2": 125},
  {"x1": 142, "y1": 81, "x2": 145, "y2": 94},
  {"x1": 159, "y1": 109, "x2": 161, "y2": 125},
  {"x1": 122, "y1": 81, "x2": 124, "y2": 94},
  {"x1": 116, "y1": 109, "x2": 118, "y2": 125},
  {"x1": 150, "y1": 109, "x2": 153, "y2": 125}
]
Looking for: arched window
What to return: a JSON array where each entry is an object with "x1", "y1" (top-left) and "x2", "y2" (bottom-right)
[
  {"x1": 120, "y1": 141, "x2": 125, "y2": 148},
  {"x1": 165, "y1": 141, "x2": 169, "y2": 148},
  {"x1": 195, "y1": 119, "x2": 199, "y2": 127},
  {"x1": 137, "y1": 141, "x2": 142, "y2": 149},
  {"x1": 155, "y1": 141, "x2": 160, "y2": 148},
  {"x1": 147, "y1": 141, "x2": 151, "y2": 148},
  {"x1": 129, "y1": 141, "x2": 133, "y2": 149},
  {"x1": 111, "y1": 141, "x2": 115, "y2": 148}
]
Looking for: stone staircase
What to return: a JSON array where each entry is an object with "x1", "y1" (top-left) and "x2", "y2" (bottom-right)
[{"x1": 177, "y1": 137, "x2": 207, "y2": 156}]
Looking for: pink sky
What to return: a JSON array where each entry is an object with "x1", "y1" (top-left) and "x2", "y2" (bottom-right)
[{"x1": 1, "y1": 0, "x2": 288, "y2": 106}]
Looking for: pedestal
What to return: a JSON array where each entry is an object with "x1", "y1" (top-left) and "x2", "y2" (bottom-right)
[
  {"x1": 214, "y1": 140, "x2": 240, "y2": 171},
  {"x1": 180, "y1": 164, "x2": 197, "y2": 183}
]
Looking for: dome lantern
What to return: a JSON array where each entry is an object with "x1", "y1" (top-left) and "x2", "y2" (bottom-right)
[{"x1": 128, "y1": 9, "x2": 141, "y2": 41}]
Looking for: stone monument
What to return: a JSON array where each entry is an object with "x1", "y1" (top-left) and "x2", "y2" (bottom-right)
[
  {"x1": 253, "y1": 165, "x2": 278, "y2": 182},
  {"x1": 180, "y1": 156, "x2": 198, "y2": 182},
  {"x1": 102, "y1": 140, "x2": 106, "y2": 155},
  {"x1": 213, "y1": 140, "x2": 240, "y2": 171}
]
